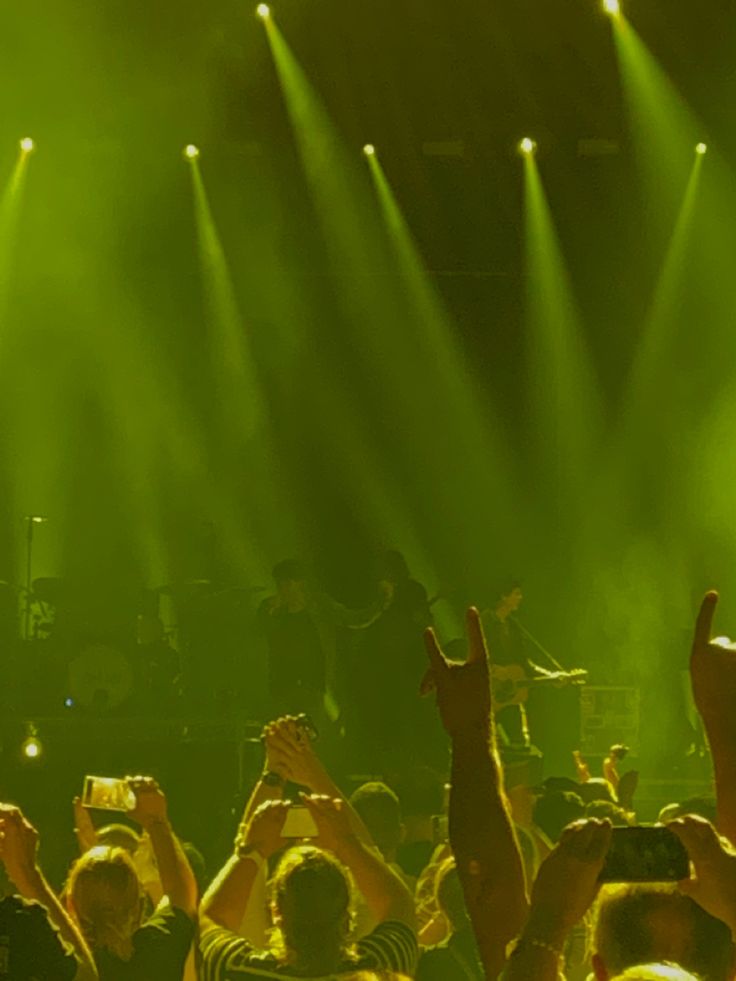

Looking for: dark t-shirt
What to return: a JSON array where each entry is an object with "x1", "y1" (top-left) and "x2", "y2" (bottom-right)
[
  {"x1": 200, "y1": 920, "x2": 417, "y2": 980},
  {"x1": 417, "y1": 930, "x2": 484, "y2": 981},
  {"x1": 0, "y1": 895, "x2": 77, "y2": 981},
  {"x1": 482, "y1": 614, "x2": 531, "y2": 671},
  {"x1": 360, "y1": 579, "x2": 431, "y2": 693},
  {"x1": 396, "y1": 840, "x2": 436, "y2": 879},
  {"x1": 93, "y1": 903, "x2": 193, "y2": 981},
  {"x1": 258, "y1": 602, "x2": 326, "y2": 698}
]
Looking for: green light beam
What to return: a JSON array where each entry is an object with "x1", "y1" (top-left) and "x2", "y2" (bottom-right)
[
  {"x1": 188, "y1": 158, "x2": 262, "y2": 440},
  {"x1": 187, "y1": 157, "x2": 304, "y2": 577},
  {"x1": 626, "y1": 151, "x2": 704, "y2": 404},
  {"x1": 0, "y1": 148, "x2": 34, "y2": 563},
  {"x1": 593, "y1": 153, "x2": 704, "y2": 565},
  {"x1": 262, "y1": 19, "x2": 444, "y2": 427},
  {"x1": 0, "y1": 149, "x2": 32, "y2": 318},
  {"x1": 366, "y1": 150, "x2": 516, "y2": 512},
  {"x1": 523, "y1": 152, "x2": 601, "y2": 488},
  {"x1": 265, "y1": 21, "x2": 522, "y2": 598},
  {"x1": 611, "y1": 15, "x2": 705, "y2": 226}
]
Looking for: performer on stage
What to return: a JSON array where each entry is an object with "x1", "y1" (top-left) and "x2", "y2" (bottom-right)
[
  {"x1": 257, "y1": 559, "x2": 387, "y2": 725},
  {"x1": 482, "y1": 580, "x2": 552, "y2": 749},
  {"x1": 350, "y1": 550, "x2": 436, "y2": 768}
]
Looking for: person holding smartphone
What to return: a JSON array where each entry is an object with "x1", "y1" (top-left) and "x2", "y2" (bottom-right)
[
  {"x1": 0, "y1": 804, "x2": 98, "y2": 980},
  {"x1": 66, "y1": 777, "x2": 197, "y2": 980},
  {"x1": 199, "y1": 794, "x2": 417, "y2": 979},
  {"x1": 503, "y1": 816, "x2": 736, "y2": 981}
]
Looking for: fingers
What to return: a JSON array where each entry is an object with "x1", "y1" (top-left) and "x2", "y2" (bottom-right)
[
  {"x1": 299, "y1": 793, "x2": 338, "y2": 813},
  {"x1": 0, "y1": 807, "x2": 29, "y2": 836},
  {"x1": 423, "y1": 627, "x2": 447, "y2": 694},
  {"x1": 559, "y1": 819, "x2": 595, "y2": 854},
  {"x1": 252, "y1": 799, "x2": 290, "y2": 822},
  {"x1": 466, "y1": 607, "x2": 489, "y2": 666},
  {"x1": 299, "y1": 793, "x2": 344, "y2": 825},
  {"x1": 668, "y1": 815, "x2": 721, "y2": 861},
  {"x1": 424, "y1": 627, "x2": 447, "y2": 677},
  {"x1": 694, "y1": 591, "x2": 719, "y2": 650},
  {"x1": 419, "y1": 667, "x2": 436, "y2": 697},
  {"x1": 264, "y1": 718, "x2": 310, "y2": 753},
  {"x1": 127, "y1": 776, "x2": 158, "y2": 791},
  {"x1": 559, "y1": 818, "x2": 612, "y2": 862},
  {"x1": 266, "y1": 727, "x2": 301, "y2": 758},
  {"x1": 587, "y1": 820, "x2": 613, "y2": 862}
]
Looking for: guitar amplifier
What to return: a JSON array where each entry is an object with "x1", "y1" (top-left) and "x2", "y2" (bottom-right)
[{"x1": 579, "y1": 686, "x2": 640, "y2": 757}]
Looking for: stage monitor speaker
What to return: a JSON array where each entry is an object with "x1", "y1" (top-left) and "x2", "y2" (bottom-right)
[{"x1": 580, "y1": 686, "x2": 640, "y2": 757}]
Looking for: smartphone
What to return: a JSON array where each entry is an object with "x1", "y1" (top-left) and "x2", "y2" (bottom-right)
[
  {"x1": 294, "y1": 714, "x2": 319, "y2": 743},
  {"x1": 281, "y1": 805, "x2": 319, "y2": 839},
  {"x1": 82, "y1": 776, "x2": 136, "y2": 812},
  {"x1": 599, "y1": 826, "x2": 689, "y2": 883}
]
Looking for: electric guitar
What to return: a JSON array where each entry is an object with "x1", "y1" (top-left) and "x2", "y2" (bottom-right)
[{"x1": 491, "y1": 664, "x2": 588, "y2": 710}]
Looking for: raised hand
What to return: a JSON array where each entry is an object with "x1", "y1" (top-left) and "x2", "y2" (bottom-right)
[
  {"x1": 126, "y1": 776, "x2": 169, "y2": 829},
  {"x1": 72, "y1": 796, "x2": 97, "y2": 852},
  {"x1": 669, "y1": 815, "x2": 736, "y2": 935},
  {"x1": 525, "y1": 819, "x2": 612, "y2": 944},
  {"x1": 263, "y1": 717, "x2": 326, "y2": 789},
  {"x1": 422, "y1": 606, "x2": 491, "y2": 736},
  {"x1": 691, "y1": 592, "x2": 736, "y2": 736},
  {"x1": 242, "y1": 799, "x2": 291, "y2": 858},
  {"x1": 300, "y1": 794, "x2": 354, "y2": 855},
  {"x1": 572, "y1": 750, "x2": 591, "y2": 783},
  {"x1": 0, "y1": 805, "x2": 40, "y2": 888},
  {"x1": 617, "y1": 769, "x2": 639, "y2": 813}
]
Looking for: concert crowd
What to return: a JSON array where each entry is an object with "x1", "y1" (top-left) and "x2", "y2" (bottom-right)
[{"x1": 0, "y1": 573, "x2": 734, "y2": 981}]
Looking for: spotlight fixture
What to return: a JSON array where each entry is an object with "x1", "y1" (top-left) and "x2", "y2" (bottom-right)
[
  {"x1": 183, "y1": 144, "x2": 200, "y2": 160},
  {"x1": 19, "y1": 137, "x2": 35, "y2": 153},
  {"x1": 519, "y1": 137, "x2": 537, "y2": 156},
  {"x1": 21, "y1": 724, "x2": 42, "y2": 761},
  {"x1": 695, "y1": 142, "x2": 708, "y2": 156},
  {"x1": 602, "y1": 0, "x2": 621, "y2": 15},
  {"x1": 363, "y1": 144, "x2": 376, "y2": 157},
  {"x1": 256, "y1": 3, "x2": 271, "y2": 17}
]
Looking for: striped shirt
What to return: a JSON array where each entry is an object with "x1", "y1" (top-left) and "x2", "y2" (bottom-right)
[{"x1": 200, "y1": 920, "x2": 417, "y2": 980}]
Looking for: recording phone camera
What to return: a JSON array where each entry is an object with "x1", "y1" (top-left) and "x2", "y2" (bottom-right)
[
  {"x1": 294, "y1": 713, "x2": 319, "y2": 742},
  {"x1": 599, "y1": 826, "x2": 689, "y2": 883}
]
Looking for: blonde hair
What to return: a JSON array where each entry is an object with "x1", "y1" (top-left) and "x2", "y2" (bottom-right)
[
  {"x1": 270, "y1": 846, "x2": 354, "y2": 974},
  {"x1": 68, "y1": 845, "x2": 143, "y2": 961}
]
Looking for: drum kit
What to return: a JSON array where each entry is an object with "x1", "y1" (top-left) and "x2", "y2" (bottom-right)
[{"x1": 4, "y1": 574, "x2": 266, "y2": 717}]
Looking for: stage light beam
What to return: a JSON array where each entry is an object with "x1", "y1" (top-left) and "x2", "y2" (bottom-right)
[
  {"x1": 519, "y1": 137, "x2": 537, "y2": 156},
  {"x1": 256, "y1": 3, "x2": 271, "y2": 18},
  {"x1": 183, "y1": 144, "x2": 200, "y2": 160},
  {"x1": 695, "y1": 142, "x2": 708, "y2": 156},
  {"x1": 19, "y1": 138, "x2": 34, "y2": 154},
  {"x1": 603, "y1": 0, "x2": 621, "y2": 16},
  {"x1": 363, "y1": 144, "x2": 376, "y2": 157}
]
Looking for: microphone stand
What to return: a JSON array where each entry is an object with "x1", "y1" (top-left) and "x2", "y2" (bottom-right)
[
  {"x1": 23, "y1": 515, "x2": 47, "y2": 642},
  {"x1": 24, "y1": 517, "x2": 34, "y2": 642},
  {"x1": 509, "y1": 616, "x2": 566, "y2": 672}
]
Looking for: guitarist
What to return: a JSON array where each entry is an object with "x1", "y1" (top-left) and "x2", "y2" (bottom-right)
[{"x1": 482, "y1": 580, "x2": 554, "y2": 750}]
